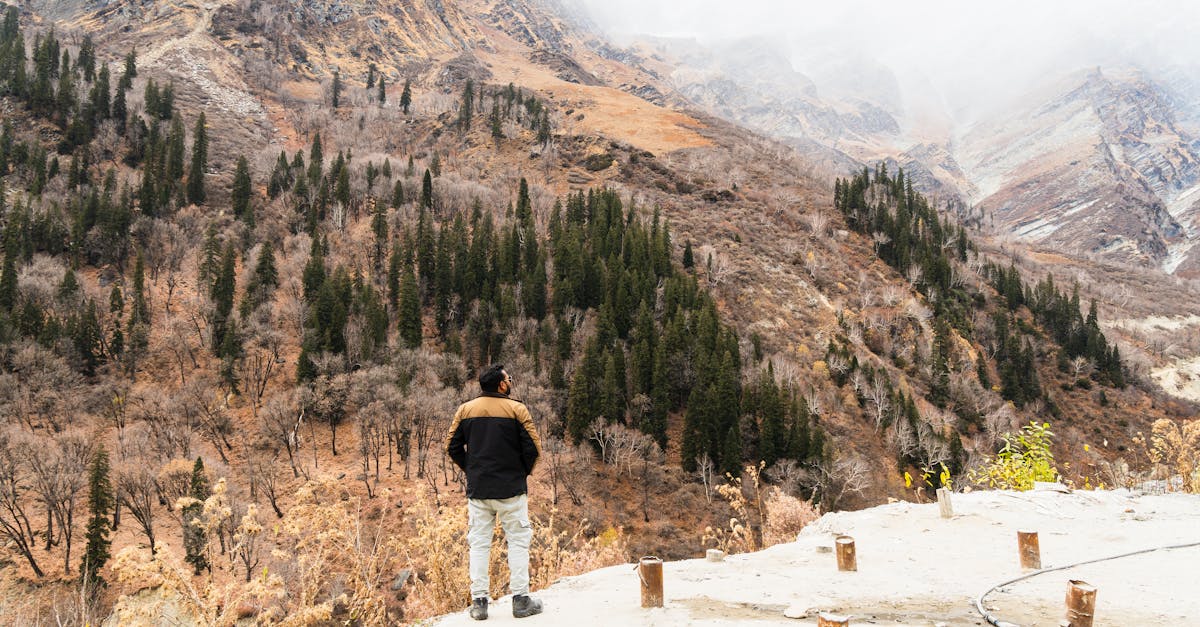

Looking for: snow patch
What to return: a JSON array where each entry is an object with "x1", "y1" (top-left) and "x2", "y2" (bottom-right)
[
  {"x1": 1166, "y1": 181, "x2": 1200, "y2": 221},
  {"x1": 1013, "y1": 217, "x2": 1059, "y2": 241},
  {"x1": 1163, "y1": 239, "x2": 1198, "y2": 274},
  {"x1": 1061, "y1": 198, "x2": 1098, "y2": 217},
  {"x1": 1108, "y1": 314, "x2": 1200, "y2": 334}
]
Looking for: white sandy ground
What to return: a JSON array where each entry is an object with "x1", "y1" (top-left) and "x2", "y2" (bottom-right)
[{"x1": 432, "y1": 490, "x2": 1200, "y2": 627}]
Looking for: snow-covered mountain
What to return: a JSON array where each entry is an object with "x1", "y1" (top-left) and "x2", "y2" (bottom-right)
[
  {"x1": 957, "y1": 68, "x2": 1200, "y2": 274},
  {"x1": 650, "y1": 41, "x2": 1200, "y2": 276}
]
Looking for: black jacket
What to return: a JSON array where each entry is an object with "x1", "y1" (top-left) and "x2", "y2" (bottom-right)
[{"x1": 445, "y1": 392, "x2": 542, "y2": 499}]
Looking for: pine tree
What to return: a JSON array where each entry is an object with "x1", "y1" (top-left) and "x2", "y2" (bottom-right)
[
  {"x1": 187, "y1": 112, "x2": 207, "y2": 205},
  {"x1": 210, "y1": 244, "x2": 236, "y2": 352},
  {"x1": 75, "y1": 300, "x2": 104, "y2": 376},
  {"x1": 182, "y1": 457, "x2": 210, "y2": 575},
  {"x1": 231, "y1": 155, "x2": 252, "y2": 223},
  {"x1": 308, "y1": 132, "x2": 323, "y2": 185},
  {"x1": 123, "y1": 47, "x2": 137, "y2": 81},
  {"x1": 391, "y1": 179, "x2": 404, "y2": 208},
  {"x1": 371, "y1": 202, "x2": 389, "y2": 268},
  {"x1": 398, "y1": 265, "x2": 421, "y2": 348},
  {"x1": 377, "y1": 74, "x2": 386, "y2": 105},
  {"x1": 387, "y1": 241, "x2": 403, "y2": 312},
  {"x1": 400, "y1": 78, "x2": 412, "y2": 114},
  {"x1": 490, "y1": 99, "x2": 502, "y2": 139},
  {"x1": 81, "y1": 446, "x2": 113, "y2": 586},
  {"x1": 458, "y1": 79, "x2": 474, "y2": 131},
  {"x1": 331, "y1": 70, "x2": 342, "y2": 108},
  {"x1": 240, "y1": 240, "x2": 278, "y2": 318},
  {"x1": 302, "y1": 236, "x2": 326, "y2": 301},
  {"x1": 420, "y1": 168, "x2": 433, "y2": 209},
  {"x1": 0, "y1": 254, "x2": 14, "y2": 312}
]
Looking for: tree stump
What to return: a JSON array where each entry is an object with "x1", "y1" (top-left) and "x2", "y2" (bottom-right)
[
  {"x1": 638, "y1": 556, "x2": 663, "y2": 608},
  {"x1": 1018, "y1": 530, "x2": 1041, "y2": 570},
  {"x1": 835, "y1": 536, "x2": 857, "y2": 572},
  {"x1": 1063, "y1": 579, "x2": 1096, "y2": 627}
]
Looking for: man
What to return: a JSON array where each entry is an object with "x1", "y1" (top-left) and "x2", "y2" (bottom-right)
[{"x1": 446, "y1": 364, "x2": 544, "y2": 620}]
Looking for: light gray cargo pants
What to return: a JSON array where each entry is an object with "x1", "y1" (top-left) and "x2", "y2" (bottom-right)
[{"x1": 467, "y1": 493, "x2": 532, "y2": 599}]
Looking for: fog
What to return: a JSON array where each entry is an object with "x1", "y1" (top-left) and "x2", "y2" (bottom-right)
[{"x1": 567, "y1": 0, "x2": 1200, "y2": 124}]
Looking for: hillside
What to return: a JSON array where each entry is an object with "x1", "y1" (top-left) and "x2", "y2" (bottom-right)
[{"x1": 0, "y1": 0, "x2": 1197, "y2": 624}]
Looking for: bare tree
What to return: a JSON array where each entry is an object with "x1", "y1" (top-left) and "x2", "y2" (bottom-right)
[
  {"x1": 260, "y1": 389, "x2": 304, "y2": 478},
  {"x1": 697, "y1": 453, "x2": 716, "y2": 502},
  {"x1": 805, "y1": 210, "x2": 830, "y2": 237},
  {"x1": 40, "y1": 431, "x2": 93, "y2": 574},
  {"x1": 0, "y1": 429, "x2": 44, "y2": 577},
  {"x1": 180, "y1": 377, "x2": 235, "y2": 463},
  {"x1": 231, "y1": 504, "x2": 264, "y2": 583},
  {"x1": 358, "y1": 402, "x2": 388, "y2": 498},
  {"x1": 804, "y1": 453, "x2": 871, "y2": 511},
  {"x1": 865, "y1": 373, "x2": 892, "y2": 430},
  {"x1": 165, "y1": 316, "x2": 200, "y2": 384},
  {"x1": 116, "y1": 463, "x2": 159, "y2": 555},
  {"x1": 239, "y1": 322, "x2": 283, "y2": 417},
  {"x1": 247, "y1": 450, "x2": 285, "y2": 518},
  {"x1": 1069, "y1": 356, "x2": 1094, "y2": 379}
]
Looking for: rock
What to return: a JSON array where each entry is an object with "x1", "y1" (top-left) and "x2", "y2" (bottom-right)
[{"x1": 391, "y1": 569, "x2": 412, "y2": 592}]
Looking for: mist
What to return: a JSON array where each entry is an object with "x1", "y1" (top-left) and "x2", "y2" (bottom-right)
[{"x1": 567, "y1": 0, "x2": 1200, "y2": 125}]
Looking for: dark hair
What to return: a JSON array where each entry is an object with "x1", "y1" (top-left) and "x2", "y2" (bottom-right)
[{"x1": 479, "y1": 364, "x2": 506, "y2": 393}]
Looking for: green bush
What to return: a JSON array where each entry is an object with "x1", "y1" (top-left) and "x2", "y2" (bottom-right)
[{"x1": 968, "y1": 421, "x2": 1059, "y2": 490}]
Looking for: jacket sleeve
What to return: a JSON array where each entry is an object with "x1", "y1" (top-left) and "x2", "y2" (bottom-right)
[
  {"x1": 445, "y1": 405, "x2": 468, "y2": 471},
  {"x1": 516, "y1": 403, "x2": 541, "y2": 475}
]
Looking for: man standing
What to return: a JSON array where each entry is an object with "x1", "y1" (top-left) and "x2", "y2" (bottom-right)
[{"x1": 446, "y1": 364, "x2": 544, "y2": 620}]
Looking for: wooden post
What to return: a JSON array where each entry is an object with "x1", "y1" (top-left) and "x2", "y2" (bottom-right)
[
  {"x1": 936, "y1": 487, "x2": 953, "y2": 518},
  {"x1": 1064, "y1": 579, "x2": 1096, "y2": 627},
  {"x1": 835, "y1": 535, "x2": 857, "y2": 572},
  {"x1": 1017, "y1": 530, "x2": 1041, "y2": 570},
  {"x1": 638, "y1": 556, "x2": 663, "y2": 608},
  {"x1": 817, "y1": 612, "x2": 850, "y2": 626}
]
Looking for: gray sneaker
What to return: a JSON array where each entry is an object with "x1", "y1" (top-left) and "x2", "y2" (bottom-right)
[
  {"x1": 512, "y1": 594, "x2": 543, "y2": 618},
  {"x1": 469, "y1": 597, "x2": 488, "y2": 620}
]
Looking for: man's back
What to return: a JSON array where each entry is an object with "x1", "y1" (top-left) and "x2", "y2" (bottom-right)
[{"x1": 446, "y1": 392, "x2": 541, "y2": 500}]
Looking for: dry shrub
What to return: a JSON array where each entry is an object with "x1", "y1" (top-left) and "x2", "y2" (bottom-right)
[
  {"x1": 273, "y1": 479, "x2": 405, "y2": 625},
  {"x1": 402, "y1": 491, "x2": 629, "y2": 619},
  {"x1": 108, "y1": 541, "x2": 286, "y2": 626},
  {"x1": 401, "y1": 491, "x2": 469, "y2": 617},
  {"x1": 704, "y1": 464, "x2": 820, "y2": 554},
  {"x1": 1146, "y1": 418, "x2": 1200, "y2": 492},
  {"x1": 529, "y1": 509, "x2": 627, "y2": 590},
  {"x1": 703, "y1": 463, "x2": 765, "y2": 555},
  {"x1": 761, "y1": 487, "x2": 820, "y2": 546}
]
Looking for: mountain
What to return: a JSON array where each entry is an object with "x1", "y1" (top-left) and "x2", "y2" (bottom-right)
[
  {"x1": 0, "y1": 1, "x2": 1194, "y2": 624},
  {"x1": 644, "y1": 37, "x2": 1200, "y2": 277},
  {"x1": 641, "y1": 37, "x2": 902, "y2": 174},
  {"x1": 956, "y1": 68, "x2": 1200, "y2": 275}
]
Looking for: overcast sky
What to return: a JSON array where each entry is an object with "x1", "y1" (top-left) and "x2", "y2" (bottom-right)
[{"x1": 566, "y1": 0, "x2": 1200, "y2": 122}]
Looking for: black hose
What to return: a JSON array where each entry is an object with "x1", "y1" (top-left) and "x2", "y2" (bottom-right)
[{"x1": 975, "y1": 540, "x2": 1200, "y2": 627}]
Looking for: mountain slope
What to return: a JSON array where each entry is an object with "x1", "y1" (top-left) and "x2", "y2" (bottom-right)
[{"x1": 957, "y1": 68, "x2": 1199, "y2": 274}]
